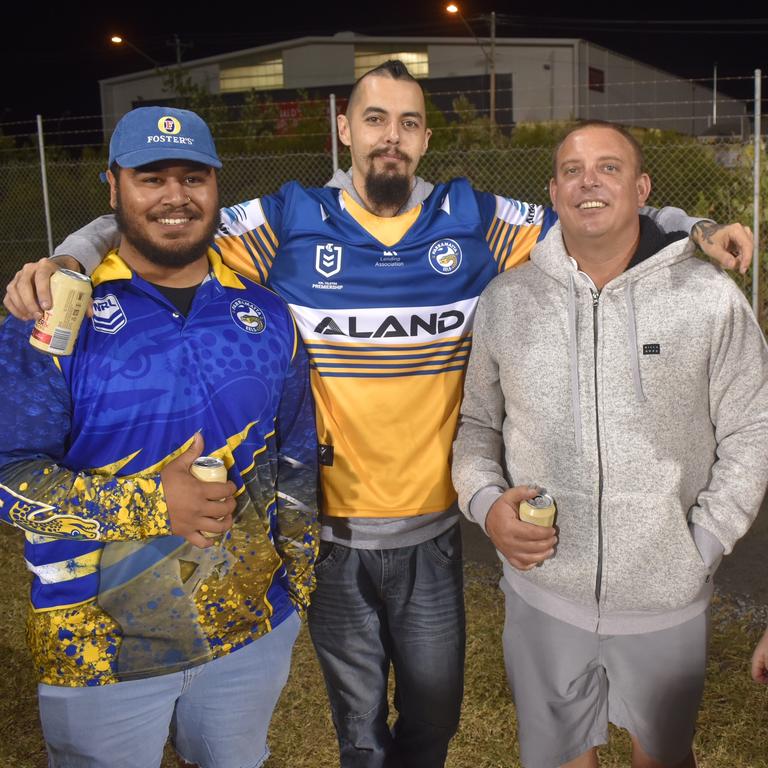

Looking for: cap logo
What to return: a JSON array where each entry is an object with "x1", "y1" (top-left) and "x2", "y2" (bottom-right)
[{"x1": 158, "y1": 116, "x2": 181, "y2": 135}]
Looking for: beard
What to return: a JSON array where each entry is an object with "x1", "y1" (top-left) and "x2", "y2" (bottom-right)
[
  {"x1": 115, "y1": 192, "x2": 220, "y2": 270},
  {"x1": 364, "y1": 150, "x2": 413, "y2": 212}
]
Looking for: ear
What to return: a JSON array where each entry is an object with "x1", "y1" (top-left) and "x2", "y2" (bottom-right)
[
  {"x1": 636, "y1": 173, "x2": 651, "y2": 207},
  {"x1": 338, "y1": 114, "x2": 351, "y2": 148},
  {"x1": 107, "y1": 169, "x2": 118, "y2": 210},
  {"x1": 421, "y1": 127, "x2": 432, "y2": 156},
  {"x1": 549, "y1": 177, "x2": 558, "y2": 211}
]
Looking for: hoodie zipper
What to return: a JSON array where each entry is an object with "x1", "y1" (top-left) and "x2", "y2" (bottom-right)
[{"x1": 590, "y1": 286, "x2": 605, "y2": 604}]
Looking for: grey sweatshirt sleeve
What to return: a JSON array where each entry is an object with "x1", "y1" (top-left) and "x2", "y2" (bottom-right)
[
  {"x1": 52, "y1": 214, "x2": 120, "y2": 275},
  {"x1": 689, "y1": 279, "x2": 768, "y2": 555},
  {"x1": 640, "y1": 206, "x2": 706, "y2": 235},
  {"x1": 452, "y1": 293, "x2": 509, "y2": 529}
]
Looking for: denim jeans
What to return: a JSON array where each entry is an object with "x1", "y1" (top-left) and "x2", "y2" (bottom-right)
[
  {"x1": 307, "y1": 524, "x2": 465, "y2": 768},
  {"x1": 38, "y1": 611, "x2": 300, "y2": 768}
]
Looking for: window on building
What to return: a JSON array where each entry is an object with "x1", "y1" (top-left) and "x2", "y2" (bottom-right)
[
  {"x1": 220, "y1": 57, "x2": 284, "y2": 92},
  {"x1": 354, "y1": 49, "x2": 429, "y2": 80},
  {"x1": 588, "y1": 67, "x2": 605, "y2": 93}
]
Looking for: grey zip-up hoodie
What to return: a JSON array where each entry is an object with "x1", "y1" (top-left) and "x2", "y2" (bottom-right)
[{"x1": 452, "y1": 219, "x2": 768, "y2": 634}]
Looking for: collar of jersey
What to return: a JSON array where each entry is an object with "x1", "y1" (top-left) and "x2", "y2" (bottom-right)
[
  {"x1": 341, "y1": 190, "x2": 421, "y2": 248},
  {"x1": 92, "y1": 248, "x2": 245, "y2": 290}
]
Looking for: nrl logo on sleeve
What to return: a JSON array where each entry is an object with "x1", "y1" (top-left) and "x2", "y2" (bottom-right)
[
  {"x1": 230, "y1": 299, "x2": 266, "y2": 334},
  {"x1": 428, "y1": 239, "x2": 462, "y2": 275},
  {"x1": 91, "y1": 294, "x2": 127, "y2": 334},
  {"x1": 315, "y1": 243, "x2": 343, "y2": 278}
]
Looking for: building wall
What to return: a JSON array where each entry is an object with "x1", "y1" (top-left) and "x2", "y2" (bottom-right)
[{"x1": 99, "y1": 36, "x2": 746, "y2": 136}]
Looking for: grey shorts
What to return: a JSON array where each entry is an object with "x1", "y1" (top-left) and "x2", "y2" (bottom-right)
[{"x1": 501, "y1": 583, "x2": 708, "y2": 768}]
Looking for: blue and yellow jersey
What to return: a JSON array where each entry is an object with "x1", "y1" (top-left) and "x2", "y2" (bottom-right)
[
  {"x1": 0, "y1": 251, "x2": 318, "y2": 686},
  {"x1": 214, "y1": 178, "x2": 556, "y2": 518}
]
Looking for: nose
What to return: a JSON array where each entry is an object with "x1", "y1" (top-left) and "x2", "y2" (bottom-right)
[
  {"x1": 385, "y1": 121, "x2": 400, "y2": 144},
  {"x1": 162, "y1": 179, "x2": 190, "y2": 206},
  {"x1": 580, "y1": 168, "x2": 599, "y2": 188}
]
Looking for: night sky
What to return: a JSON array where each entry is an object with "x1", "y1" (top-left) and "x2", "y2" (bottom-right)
[{"x1": 4, "y1": 2, "x2": 767, "y2": 127}]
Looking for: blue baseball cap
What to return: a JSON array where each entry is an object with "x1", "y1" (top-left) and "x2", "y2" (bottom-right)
[{"x1": 108, "y1": 106, "x2": 222, "y2": 170}]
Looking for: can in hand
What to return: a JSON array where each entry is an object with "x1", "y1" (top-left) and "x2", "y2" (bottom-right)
[
  {"x1": 29, "y1": 269, "x2": 92, "y2": 356},
  {"x1": 519, "y1": 493, "x2": 556, "y2": 527},
  {"x1": 190, "y1": 456, "x2": 227, "y2": 539}
]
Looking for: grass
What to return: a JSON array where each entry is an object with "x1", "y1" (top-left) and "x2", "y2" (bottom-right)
[{"x1": 0, "y1": 527, "x2": 765, "y2": 768}]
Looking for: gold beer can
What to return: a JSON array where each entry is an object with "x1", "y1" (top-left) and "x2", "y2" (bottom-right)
[
  {"x1": 519, "y1": 493, "x2": 556, "y2": 527},
  {"x1": 191, "y1": 456, "x2": 227, "y2": 539},
  {"x1": 29, "y1": 269, "x2": 92, "y2": 356}
]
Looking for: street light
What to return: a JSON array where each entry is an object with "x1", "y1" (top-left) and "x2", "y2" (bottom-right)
[
  {"x1": 446, "y1": 4, "x2": 496, "y2": 129},
  {"x1": 110, "y1": 35, "x2": 161, "y2": 68}
]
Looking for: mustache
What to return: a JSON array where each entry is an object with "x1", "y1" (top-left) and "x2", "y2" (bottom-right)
[{"x1": 369, "y1": 148, "x2": 411, "y2": 163}]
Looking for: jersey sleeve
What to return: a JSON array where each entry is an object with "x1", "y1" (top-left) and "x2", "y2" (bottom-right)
[
  {"x1": 212, "y1": 190, "x2": 287, "y2": 285},
  {"x1": 273, "y1": 317, "x2": 319, "y2": 614},
  {"x1": 0, "y1": 317, "x2": 170, "y2": 542},
  {"x1": 475, "y1": 190, "x2": 558, "y2": 272}
]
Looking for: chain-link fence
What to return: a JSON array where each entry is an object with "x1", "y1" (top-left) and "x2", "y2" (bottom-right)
[{"x1": 0, "y1": 115, "x2": 765, "y2": 331}]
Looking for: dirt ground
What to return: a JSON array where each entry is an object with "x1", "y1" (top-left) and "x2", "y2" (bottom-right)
[{"x1": 461, "y1": 492, "x2": 768, "y2": 606}]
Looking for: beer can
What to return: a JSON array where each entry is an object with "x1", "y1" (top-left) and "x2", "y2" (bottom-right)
[
  {"x1": 519, "y1": 493, "x2": 556, "y2": 527},
  {"x1": 190, "y1": 456, "x2": 227, "y2": 539},
  {"x1": 190, "y1": 456, "x2": 227, "y2": 484},
  {"x1": 29, "y1": 269, "x2": 92, "y2": 356}
]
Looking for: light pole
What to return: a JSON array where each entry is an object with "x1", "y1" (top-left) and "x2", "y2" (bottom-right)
[
  {"x1": 109, "y1": 36, "x2": 161, "y2": 68},
  {"x1": 446, "y1": 4, "x2": 496, "y2": 130}
]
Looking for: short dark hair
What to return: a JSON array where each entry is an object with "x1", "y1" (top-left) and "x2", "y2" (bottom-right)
[
  {"x1": 347, "y1": 59, "x2": 425, "y2": 113},
  {"x1": 552, "y1": 120, "x2": 645, "y2": 177}
]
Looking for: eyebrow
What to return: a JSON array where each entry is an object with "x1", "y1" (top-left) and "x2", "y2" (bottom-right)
[
  {"x1": 559, "y1": 155, "x2": 624, "y2": 167},
  {"x1": 362, "y1": 106, "x2": 423, "y2": 120}
]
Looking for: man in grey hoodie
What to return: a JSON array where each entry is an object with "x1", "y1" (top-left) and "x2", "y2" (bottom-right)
[{"x1": 452, "y1": 121, "x2": 768, "y2": 768}]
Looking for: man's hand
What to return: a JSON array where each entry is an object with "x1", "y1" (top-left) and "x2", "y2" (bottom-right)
[
  {"x1": 160, "y1": 433, "x2": 237, "y2": 549},
  {"x1": 485, "y1": 486, "x2": 558, "y2": 570},
  {"x1": 3, "y1": 255, "x2": 84, "y2": 320},
  {"x1": 751, "y1": 627, "x2": 768, "y2": 684},
  {"x1": 691, "y1": 221, "x2": 753, "y2": 274}
]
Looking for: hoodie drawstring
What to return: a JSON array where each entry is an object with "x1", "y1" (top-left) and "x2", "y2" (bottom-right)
[
  {"x1": 624, "y1": 279, "x2": 646, "y2": 402},
  {"x1": 568, "y1": 273, "x2": 584, "y2": 454}
]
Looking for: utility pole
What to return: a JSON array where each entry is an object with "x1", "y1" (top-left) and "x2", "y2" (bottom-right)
[{"x1": 167, "y1": 33, "x2": 193, "y2": 65}]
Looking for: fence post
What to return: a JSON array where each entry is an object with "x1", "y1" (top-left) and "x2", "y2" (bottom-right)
[
  {"x1": 36, "y1": 114, "x2": 54, "y2": 256},
  {"x1": 753, "y1": 70, "x2": 761, "y2": 319},
  {"x1": 329, "y1": 94, "x2": 339, "y2": 173}
]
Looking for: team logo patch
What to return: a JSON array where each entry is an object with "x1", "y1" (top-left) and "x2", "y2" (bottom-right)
[
  {"x1": 91, "y1": 294, "x2": 127, "y2": 334},
  {"x1": 231, "y1": 299, "x2": 266, "y2": 334},
  {"x1": 428, "y1": 239, "x2": 462, "y2": 275},
  {"x1": 158, "y1": 116, "x2": 181, "y2": 135},
  {"x1": 315, "y1": 243, "x2": 343, "y2": 278}
]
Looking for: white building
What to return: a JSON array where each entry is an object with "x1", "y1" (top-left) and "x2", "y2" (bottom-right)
[{"x1": 100, "y1": 33, "x2": 746, "y2": 136}]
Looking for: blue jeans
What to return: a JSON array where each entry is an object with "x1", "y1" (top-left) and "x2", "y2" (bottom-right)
[
  {"x1": 38, "y1": 611, "x2": 300, "y2": 768},
  {"x1": 307, "y1": 524, "x2": 465, "y2": 768}
]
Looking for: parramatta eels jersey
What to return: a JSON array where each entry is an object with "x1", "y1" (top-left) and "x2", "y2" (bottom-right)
[
  {"x1": 214, "y1": 178, "x2": 556, "y2": 518},
  {"x1": 0, "y1": 251, "x2": 318, "y2": 686}
]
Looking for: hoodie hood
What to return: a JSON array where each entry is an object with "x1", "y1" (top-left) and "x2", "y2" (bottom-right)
[{"x1": 325, "y1": 168, "x2": 434, "y2": 214}]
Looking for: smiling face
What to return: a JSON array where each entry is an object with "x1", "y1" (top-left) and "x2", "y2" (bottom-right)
[
  {"x1": 338, "y1": 73, "x2": 431, "y2": 215},
  {"x1": 549, "y1": 125, "x2": 651, "y2": 245},
  {"x1": 108, "y1": 160, "x2": 219, "y2": 275}
]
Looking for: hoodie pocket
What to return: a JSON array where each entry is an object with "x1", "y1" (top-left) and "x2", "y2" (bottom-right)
[{"x1": 600, "y1": 492, "x2": 710, "y2": 612}]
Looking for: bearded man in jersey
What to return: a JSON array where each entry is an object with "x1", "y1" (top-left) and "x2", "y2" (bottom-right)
[{"x1": 3, "y1": 62, "x2": 754, "y2": 768}]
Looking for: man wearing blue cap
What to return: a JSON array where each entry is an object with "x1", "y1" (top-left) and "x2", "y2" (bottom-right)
[{"x1": 0, "y1": 106, "x2": 319, "y2": 768}]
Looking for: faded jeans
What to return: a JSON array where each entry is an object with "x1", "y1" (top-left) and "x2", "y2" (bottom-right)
[{"x1": 307, "y1": 524, "x2": 465, "y2": 768}]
